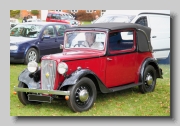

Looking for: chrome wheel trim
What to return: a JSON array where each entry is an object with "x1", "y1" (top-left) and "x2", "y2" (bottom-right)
[
  {"x1": 79, "y1": 89, "x2": 89, "y2": 102},
  {"x1": 145, "y1": 73, "x2": 153, "y2": 85},
  {"x1": 28, "y1": 51, "x2": 37, "y2": 62}
]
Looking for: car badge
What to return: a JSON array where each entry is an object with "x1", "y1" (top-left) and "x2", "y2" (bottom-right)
[{"x1": 46, "y1": 72, "x2": 49, "y2": 78}]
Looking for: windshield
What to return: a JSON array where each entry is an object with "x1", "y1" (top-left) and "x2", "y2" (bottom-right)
[
  {"x1": 95, "y1": 15, "x2": 135, "y2": 23},
  {"x1": 10, "y1": 24, "x2": 43, "y2": 38},
  {"x1": 64, "y1": 31, "x2": 106, "y2": 50}
]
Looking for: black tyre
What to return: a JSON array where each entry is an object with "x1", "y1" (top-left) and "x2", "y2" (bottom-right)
[
  {"x1": 139, "y1": 65, "x2": 157, "y2": 93},
  {"x1": 67, "y1": 77, "x2": 97, "y2": 112},
  {"x1": 24, "y1": 48, "x2": 39, "y2": 65},
  {"x1": 17, "y1": 82, "x2": 39, "y2": 105}
]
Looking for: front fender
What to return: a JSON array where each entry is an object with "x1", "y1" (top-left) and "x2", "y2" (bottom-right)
[
  {"x1": 60, "y1": 69, "x2": 93, "y2": 89},
  {"x1": 59, "y1": 69, "x2": 110, "y2": 93},
  {"x1": 18, "y1": 68, "x2": 41, "y2": 89}
]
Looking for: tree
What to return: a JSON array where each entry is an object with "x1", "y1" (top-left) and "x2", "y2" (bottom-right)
[{"x1": 31, "y1": 10, "x2": 39, "y2": 16}]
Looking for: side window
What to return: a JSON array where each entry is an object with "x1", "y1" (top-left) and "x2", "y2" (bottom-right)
[
  {"x1": 51, "y1": 14, "x2": 56, "y2": 19},
  {"x1": 56, "y1": 14, "x2": 61, "y2": 19},
  {"x1": 43, "y1": 26, "x2": 55, "y2": 37},
  {"x1": 109, "y1": 31, "x2": 134, "y2": 52},
  {"x1": 55, "y1": 25, "x2": 66, "y2": 36},
  {"x1": 47, "y1": 13, "x2": 51, "y2": 18},
  {"x1": 135, "y1": 16, "x2": 148, "y2": 26}
]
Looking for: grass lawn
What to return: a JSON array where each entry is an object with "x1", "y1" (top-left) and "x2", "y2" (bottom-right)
[
  {"x1": 10, "y1": 64, "x2": 170, "y2": 116},
  {"x1": 81, "y1": 21, "x2": 91, "y2": 25}
]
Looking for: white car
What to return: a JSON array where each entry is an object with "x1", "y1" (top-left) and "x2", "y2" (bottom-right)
[
  {"x1": 10, "y1": 18, "x2": 19, "y2": 29},
  {"x1": 27, "y1": 19, "x2": 42, "y2": 22}
]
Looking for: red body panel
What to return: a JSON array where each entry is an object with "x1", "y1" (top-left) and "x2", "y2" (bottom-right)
[{"x1": 42, "y1": 49, "x2": 153, "y2": 89}]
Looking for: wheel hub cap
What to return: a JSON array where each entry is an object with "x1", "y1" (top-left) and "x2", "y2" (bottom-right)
[
  {"x1": 146, "y1": 74, "x2": 153, "y2": 85},
  {"x1": 29, "y1": 51, "x2": 36, "y2": 61},
  {"x1": 79, "y1": 89, "x2": 89, "y2": 102}
]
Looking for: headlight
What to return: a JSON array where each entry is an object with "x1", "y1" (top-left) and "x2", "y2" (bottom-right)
[
  {"x1": 10, "y1": 45, "x2": 18, "y2": 51},
  {"x1": 57, "y1": 62, "x2": 68, "y2": 75},
  {"x1": 27, "y1": 61, "x2": 38, "y2": 73}
]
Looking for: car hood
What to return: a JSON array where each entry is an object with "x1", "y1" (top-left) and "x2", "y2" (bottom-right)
[
  {"x1": 42, "y1": 50, "x2": 105, "y2": 62},
  {"x1": 10, "y1": 36, "x2": 38, "y2": 45}
]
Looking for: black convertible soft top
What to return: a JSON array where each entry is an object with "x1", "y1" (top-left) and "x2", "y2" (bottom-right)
[{"x1": 66, "y1": 22, "x2": 152, "y2": 52}]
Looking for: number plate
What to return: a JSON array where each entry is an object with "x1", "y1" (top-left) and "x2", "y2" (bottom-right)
[{"x1": 28, "y1": 94, "x2": 52, "y2": 103}]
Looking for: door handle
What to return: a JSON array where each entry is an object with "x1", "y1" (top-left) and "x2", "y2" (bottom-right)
[
  {"x1": 152, "y1": 36, "x2": 156, "y2": 38},
  {"x1": 107, "y1": 58, "x2": 112, "y2": 61}
]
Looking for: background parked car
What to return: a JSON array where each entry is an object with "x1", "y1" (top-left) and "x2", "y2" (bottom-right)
[
  {"x1": 27, "y1": 18, "x2": 43, "y2": 22},
  {"x1": 10, "y1": 18, "x2": 19, "y2": 29},
  {"x1": 10, "y1": 22, "x2": 71, "y2": 64},
  {"x1": 46, "y1": 11, "x2": 81, "y2": 27}
]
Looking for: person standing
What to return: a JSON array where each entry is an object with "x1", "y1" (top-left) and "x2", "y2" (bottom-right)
[{"x1": 22, "y1": 17, "x2": 27, "y2": 23}]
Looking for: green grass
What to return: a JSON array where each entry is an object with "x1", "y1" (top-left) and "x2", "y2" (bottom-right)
[
  {"x1": 81, "y1": 21, "x2": 91, "y2": 25},
  {"x1": 10, "y1": 64, "x2": 170, "y2": 116}
]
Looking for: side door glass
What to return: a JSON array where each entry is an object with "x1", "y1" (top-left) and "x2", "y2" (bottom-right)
[
  {"x1": 135, "y1": 16, "x2": 148, "y2": 26},
  {"x1": 55, "y1": 24, "x2": 66, "y2": 36},
  {"x1": 42, "y1": 25, "x2": 56, "y2": 38}
]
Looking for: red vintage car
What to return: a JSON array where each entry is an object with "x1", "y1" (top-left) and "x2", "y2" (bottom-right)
[{"x1": 14, "y1": 23, "x2": 163, "y2": 112}]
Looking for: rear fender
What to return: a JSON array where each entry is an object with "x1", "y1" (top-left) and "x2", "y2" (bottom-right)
[{"x1": 139, "y1": 58, "x2": 163, "y2": 82}]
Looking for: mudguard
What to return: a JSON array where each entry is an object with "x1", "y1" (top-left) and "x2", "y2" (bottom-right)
[
  {"x1": 139, "y1": 58, "x2": 163, "y2": 82},
  {"x1": 18, "y1": 68, "x2": 41, "y2": 89},
  {"x1": 60, "y1": 69, "x2": 110, "y2": 93}
]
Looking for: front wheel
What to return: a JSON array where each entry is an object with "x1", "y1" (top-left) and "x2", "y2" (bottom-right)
[
  {"x1": 67, "y1": 77, "x2": 97, "y2": 112},
  {"x1": 139, "y1": 65, "x2": 157, "y2": 93},
  {"x1": 24, "y1": 48, "x2": 39, "y2": 65},
  {"x1": 17, "y1": 82, "x2": 39, "y2": 105}
]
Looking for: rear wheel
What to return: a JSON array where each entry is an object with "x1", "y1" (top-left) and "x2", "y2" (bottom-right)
[
  {"x1": 67, "y1": 77, "x2": 97, "y2": 112},
  {"x1": 17, "y1": 82, "x2": 39, "y2": 105},
  {"x1": 139, "y1": 65, "x2": 157, "y2": 93}
]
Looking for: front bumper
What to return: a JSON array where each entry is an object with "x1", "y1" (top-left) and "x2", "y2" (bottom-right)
[
  {"x1": 10, "y1": 52, "x2": 25, "y2": 63},
  {"x1": 14, "y1": 86, "x2": 70, "y2": 96}
]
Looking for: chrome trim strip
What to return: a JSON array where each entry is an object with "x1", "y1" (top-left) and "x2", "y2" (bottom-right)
[{"x1": 14, "y1": 86, "x2": 70, "y2": 96}]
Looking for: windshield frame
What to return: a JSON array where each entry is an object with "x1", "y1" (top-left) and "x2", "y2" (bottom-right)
[{"x1": 64, "y1": 30, "x2": 107, "y2": 51}]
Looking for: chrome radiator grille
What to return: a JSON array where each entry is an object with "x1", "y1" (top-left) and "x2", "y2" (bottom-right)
[{"x1": 41, "y1": 60, "x2": 56, "y2": 90}]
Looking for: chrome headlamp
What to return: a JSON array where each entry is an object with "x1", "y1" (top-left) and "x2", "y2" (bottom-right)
[
  {"x1": 27, "y1": 61, "x2": 38, "y2": 73},
  {"x1": 57, "y1": 62, "x2": 68, "y2": 75}
]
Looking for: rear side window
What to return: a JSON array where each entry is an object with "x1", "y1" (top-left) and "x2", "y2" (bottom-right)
[{"x1": 135, "y1": 16, "x2": 148, "y2": 26}]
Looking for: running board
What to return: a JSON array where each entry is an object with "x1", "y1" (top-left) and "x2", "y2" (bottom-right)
[{"x1": 109, "y1": 83, "x2": 143, "y2": 92}]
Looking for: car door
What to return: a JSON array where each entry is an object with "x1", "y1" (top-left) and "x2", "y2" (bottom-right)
[
  {"x1": 38, "y1": 25, "x2": 61, "y2": 56},
  {"x1": 105, "y1": 30, "x2": 137, "y2": 88}
]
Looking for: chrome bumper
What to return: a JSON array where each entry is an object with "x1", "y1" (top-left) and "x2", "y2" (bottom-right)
[{"x1": 14, "y1": 86, "x2": 70, "y2": 96}]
